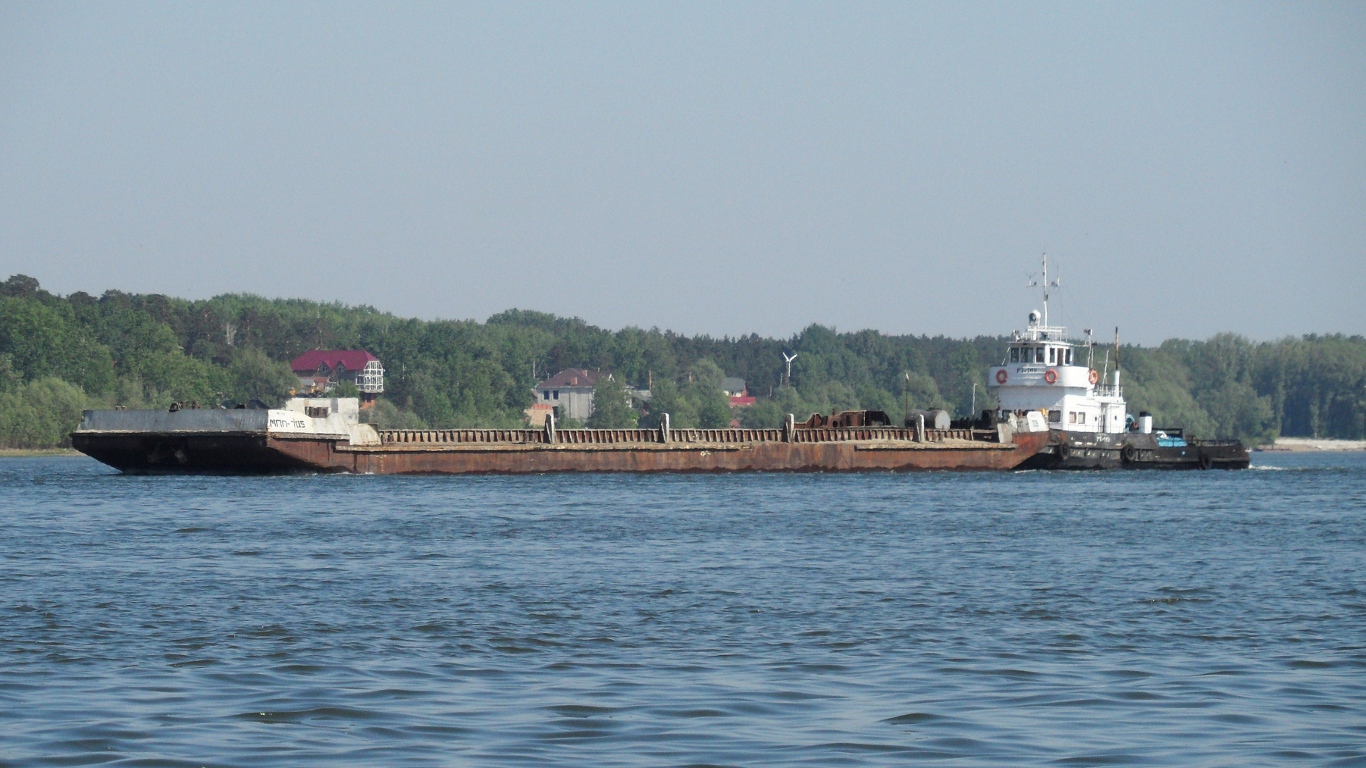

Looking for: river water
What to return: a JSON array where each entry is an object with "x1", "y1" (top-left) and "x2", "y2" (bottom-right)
[{"x1": 1, "y1": 454, "x2": 1363, "y2": 766}]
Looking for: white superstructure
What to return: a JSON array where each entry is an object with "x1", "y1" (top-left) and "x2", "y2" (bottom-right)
[
  {"x1": 988, "y1": 256, "x2": 1127, "y2": 435},
  {"x1": 76, "y1": 397, "x2": 381, "y2": 446}
]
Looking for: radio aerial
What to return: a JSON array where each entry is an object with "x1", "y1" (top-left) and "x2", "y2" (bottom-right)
[{"x1": 1026, "y1": 253, "x2": 1062, "y2": 328}]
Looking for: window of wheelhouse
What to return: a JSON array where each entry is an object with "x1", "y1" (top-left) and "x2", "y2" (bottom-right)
[
  {"x1": 1035, "y1": 348, "x2": 1045, "y2": 363},
  {"x1": 1010, "y1": 347, "x2": 1020, "y2": 363},
  {"x1": 1048, "y1": 347, "x2": 1056, "y2": 364},
  {"x1": 1065, "y1": 348, "x2": 1073, "y2": 365}
]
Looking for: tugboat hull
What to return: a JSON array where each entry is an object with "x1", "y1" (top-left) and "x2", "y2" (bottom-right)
[{"x1": 1021, "y1": 431, "x2": 1250, "y2": 470}]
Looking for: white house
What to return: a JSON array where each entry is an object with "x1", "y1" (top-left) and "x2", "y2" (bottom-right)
[{"x1": 533, "y1": 368, "x2": 602, "y2": 421}]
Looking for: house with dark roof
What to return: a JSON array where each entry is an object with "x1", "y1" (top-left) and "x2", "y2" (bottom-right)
[
  {"x1": 722, "y1": 377, "x2": 755, "y2": 406},
  {"x1": 290, "y1": 350, "x2": 384, "y2": 403},
  {"x1": 530, "y1": 368, "x2": 650, "y2": 423},
  {"x1": 532, "y1": 368, "x2": 602, "y2": 421}
]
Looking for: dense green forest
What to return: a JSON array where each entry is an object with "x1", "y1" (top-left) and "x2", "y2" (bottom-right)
[{"x1": 1, "y1": 274, "x2": 1363, "y2": 448}]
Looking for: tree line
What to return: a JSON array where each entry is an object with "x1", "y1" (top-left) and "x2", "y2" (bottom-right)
[{"x1": 1, "y1": 274, "x2": 1362, "y2": 448}]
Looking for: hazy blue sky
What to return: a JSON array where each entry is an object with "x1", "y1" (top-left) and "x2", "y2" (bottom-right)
[{"x1": 2, "y1": 2, "x2": 1362, "y2": 343}]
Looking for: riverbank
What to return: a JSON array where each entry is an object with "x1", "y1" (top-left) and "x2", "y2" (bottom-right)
[
  {"x1": 1260, "y1": 437, "x2": 1366, "y2": 452},
  {"x1": 0, "y1": 448, "x2": 81, "y2": 458}
]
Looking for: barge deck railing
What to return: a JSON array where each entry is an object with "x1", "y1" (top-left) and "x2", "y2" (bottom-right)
[{"x1": 375, "y1": 426, "x2": 999, "y2": 446}]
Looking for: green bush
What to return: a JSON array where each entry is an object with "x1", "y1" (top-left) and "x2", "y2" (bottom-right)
[
  {"x1": 222, "y1": 347, "x2": 299, "y2": 406},
  {"x1": 0, "y1": 378, "x2": 89, "y2": 448},
  {"x1": 360, "y1": 398, "x2": 428, "y2": 429},
  {"x1": 587, "y1": 375, "x2": 638, "y2": 428}
]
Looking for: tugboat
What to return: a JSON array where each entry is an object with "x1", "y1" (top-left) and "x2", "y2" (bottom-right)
[{"x1": 987, "y1": 256, "x2": 1249, "y2": 470}]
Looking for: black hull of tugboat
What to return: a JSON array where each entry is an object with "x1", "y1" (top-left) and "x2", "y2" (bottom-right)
[{"x1": 1020, "y1": 431, "x2": 1250, "y2": 470}]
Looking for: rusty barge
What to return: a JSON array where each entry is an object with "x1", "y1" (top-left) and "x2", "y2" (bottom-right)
[
  {"x1": 71, "y1": 398, "x2": 1050, "y2": 475},
  {"x1": 71, "y1": 253, "x2": 1248, "y2": 475}
]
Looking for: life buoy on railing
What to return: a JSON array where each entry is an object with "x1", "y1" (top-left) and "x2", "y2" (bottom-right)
[
  {"x1": 995, "y1": 369, "x2": 1008, "y2": 385},
  {"x1": 1044, "y1": 369, "x2": 1058, "y2": 384},
  {"x1": 1088, "y1": 369, "x2": 1100, "y2": 385}
]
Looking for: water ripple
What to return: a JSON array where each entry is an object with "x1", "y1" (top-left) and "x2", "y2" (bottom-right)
[{"x1": 0, "y1": 452, "x2": 1364, "y2": 765}]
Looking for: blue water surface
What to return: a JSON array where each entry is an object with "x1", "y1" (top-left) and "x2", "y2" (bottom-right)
[{"x1": 1, "y1": 453, "x2": 1364, "y2": 766}]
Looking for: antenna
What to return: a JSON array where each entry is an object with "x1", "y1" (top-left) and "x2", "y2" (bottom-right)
[
  {"x1": 782, "y1": 352, "x2": 797, "y2": 384},
  {"x1": 1113, "y1": 326, "x2": 1122, "y2": 395},
  {"x1": 1025, "y1": 253, "x2": 1062, "y2": 328}
]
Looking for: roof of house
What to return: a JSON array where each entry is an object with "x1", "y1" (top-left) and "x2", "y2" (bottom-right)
[
  {"x1": 535, "y1": 368, "x2": 604, "y2": 389},
  {"x1": 721, "y1": 377, "x2": 746, "y2": 393},
  {"x1": 290, "y1": 349, "x2": 380, "y2": 374}
]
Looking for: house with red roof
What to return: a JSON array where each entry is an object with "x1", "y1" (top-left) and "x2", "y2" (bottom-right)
[{"x1": 290, "y1": 350, "x2": 384, "y2": 403}]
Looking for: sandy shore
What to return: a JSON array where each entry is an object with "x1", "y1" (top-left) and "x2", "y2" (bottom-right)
[
  {"x1": 1261, "y1": 437, "x2": 1366, "y2": 452},
  {"x1": 0, "y1": 448, "x2": 81, "y2": 457}
]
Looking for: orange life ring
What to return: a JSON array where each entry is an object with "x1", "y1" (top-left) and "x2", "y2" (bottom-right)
[
  {"x1": 995, "y1": 369, "x2": 1008, "y2": 384},
  {"x1": 1088, "y1": 369, "x2": 1099, "y2": 385},
  {"x1": 1044, "y1": 369, "x2": 1058, "y2": 384}
]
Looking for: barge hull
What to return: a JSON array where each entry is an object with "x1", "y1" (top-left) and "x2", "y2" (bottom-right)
[
  {"x1": 280, "y1": 433, "x2": 1050, "y2": 474},
  {"x1": 71, "y1": 432, "x2": 318, "y2": 474},
  {"x1": 72, "y1": 428, "x2": 1051, "y2": 475}
]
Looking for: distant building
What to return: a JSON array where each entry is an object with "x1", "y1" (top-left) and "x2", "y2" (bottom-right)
[
  {"x1": 530, "y1": 368, "x2": 646, "y2": 422},
  {"x1": 533, "y1": 368, "x2": 602, "y2": 421},
  {"x1": 290, "y1": 350, "x2": 384, "y2": 405},
  {"x1": 721, "y1": 377, "x2": 746, "y2": 396},
  {"x1": 524, "y1": 403, "x2": 554, "y2": 427},
  {"x1": 722, "y1": 377, "x2": 755, "y2": 407}
]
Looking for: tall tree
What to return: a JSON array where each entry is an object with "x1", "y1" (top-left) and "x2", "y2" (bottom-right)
[{"x1": 587, "y1": 374, "x2": 638, "y2": 429}]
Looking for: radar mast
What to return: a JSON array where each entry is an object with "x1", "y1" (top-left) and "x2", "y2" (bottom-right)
[{"x1": 1027, "y1": 253, "x2": 1061, "y2": 328}]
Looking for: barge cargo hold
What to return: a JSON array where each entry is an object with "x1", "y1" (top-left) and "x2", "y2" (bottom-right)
[{"x1": 71, "y1": 398, "x2": 1050, "y2": 475}]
